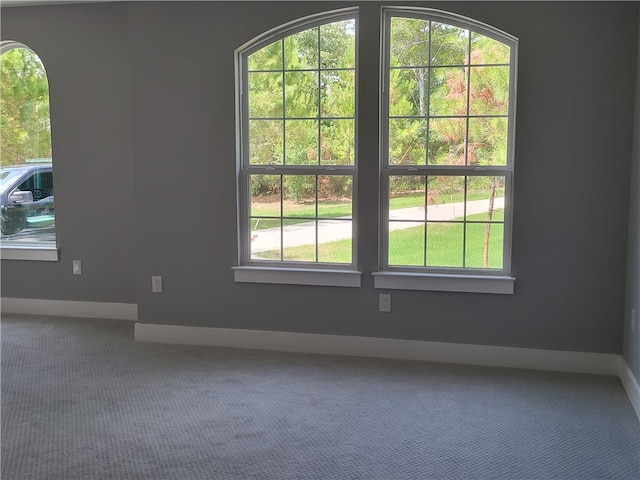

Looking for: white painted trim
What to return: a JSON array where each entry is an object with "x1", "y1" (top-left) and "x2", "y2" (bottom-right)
[
  {"x1": 233, "y1": 266, "x2": 361, "y2": 287},
  {"x1": 373, "y1": 271, "x2": 515, "y2": 294},
  {"x1": 1, "y1": 245, "x2": 59, "y2": 261},
  {"x1": 619, "y1": 359, "x2": 640, "y2": 422},
  {"x1": 1, "y1": 297, "x2": 137, "y2": 321},
  {"x1": 135, "y1": 324, "x2": 619, "y2": 376}
]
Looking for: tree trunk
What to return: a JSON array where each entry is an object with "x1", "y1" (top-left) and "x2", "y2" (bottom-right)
[
  {"x1": 482, "y1": 177, "x2": 498, "y2": 268},
  {"x1": 414, "y1": 68, "x2": 427, "y2": 117}
]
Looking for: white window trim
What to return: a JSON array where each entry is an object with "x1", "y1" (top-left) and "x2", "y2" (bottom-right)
[
  {"x1": 1, "y1": 244, "x2": 58, "y2": 262},
  {"x1": 377, "y1": 7, "x2": 519, "y2": 290},
  {"x1": 233, "y1": 266, "x2": 361, "y2": 287},
  {"x1": 372, "y1": 271, "x2": 514, "y2": 294}
]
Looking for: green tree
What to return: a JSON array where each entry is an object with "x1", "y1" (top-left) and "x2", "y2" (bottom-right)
[
  {"x1": 0, "y1": 47, "x2": 51, "y2": 166},
  {"x1": 248, "y1": 20, "x2": 355, "y2": 204}
]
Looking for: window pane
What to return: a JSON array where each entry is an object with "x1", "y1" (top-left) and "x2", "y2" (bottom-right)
[
  {"x1": 249, "y1": 120, "x2": 283, "y2": 165},
  {"x1": 428, "y1": 117, "x2": 466, "y2": 165},
  {"x1": 284, "y1": 28, "x2": 319, "y2": 70},
  {"x1": 426, "y1": 176, "x2": 465, "y2": 219},
  {"x1": 249, "y1": 72, "x2": 283, "y2": 118},
  {"x1": 389, "y1": 222, "x2": 425, "y2": 266},
  {"x1": 251, "y1": 174, "x2": 281, "y2": 216},
  {"x1": 283, "y1": 175, "x2": 315, "y2": 215},
  {"x1": 320, "y1": 20, "x2": 356, "y2": 69},
  {"x1": 390, "y1": 17, "x2": 430, "y2": 68},
  {"x1": 283, "y1": 218, "x2": 316, "y2": 262},
  {"x1": 389, "y1": 68, "x2": 428, "y2": 117},
  {"x1": 467, "y1": 117, "x2": 508, "y2": 166},
  {"x1": 285, "y1": 120, "x2": 318, "y2": 165},
  {"x1": 389, "y1": 118, "x2": 427, "y2": 165},
  {"x1": 389, "y1": 175, "x2": 425, "y2": 218},
  {"x1": 285, "y1": 71, "x2": 318, "y2": 118},
  {"x1": 469, "y1": 65, "x2": 509, "y2": 115},
  {"x1": 471, "y1": 32, "x2": 510, "y2": 65},
  {"x1": 466, "y1": 176, "x2": 505, "y2": 222},
  {"x1": 426, "y1": 222, "x2": 464, "y2": 267},
  {"x1": 318, "y1": 219, "x2": 351, "y2": 263},
  {"x1": 430, "y1": 23, "x2": 468, "y2": 66},
  {"x1": 465, "y1": 222, "x2": 504, "y2": 269},
  {"x1": 429, "y1": 67, "x2": 468, "y2": 117},
  {"x1": 318, "y1": 175, "x2": 352, "y2": 218},
  {"x1": 320, "y1": 119, "x2": 354, "y2": 165},
  {"x1": 248, "y1": 40, "x2": 283, "y2": 71},
  {"x1": 250, "y1": 218, "x2": 281, "y2": 261},
  {"x1": 321, "y1": 70, "x2": 354, "y2": 118}
]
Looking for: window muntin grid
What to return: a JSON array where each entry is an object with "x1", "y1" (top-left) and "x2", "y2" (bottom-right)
[
  {"x1": 382, "y1": 10, "x2": 516, "y2": 274},
  {"x1": 239, "y1": 11, "x2": 357, "y2": 267}
]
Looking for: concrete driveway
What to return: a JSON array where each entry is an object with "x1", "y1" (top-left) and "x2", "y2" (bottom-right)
[{"x1": 251, "y1": 197, "x2": 504, "y2": 253}]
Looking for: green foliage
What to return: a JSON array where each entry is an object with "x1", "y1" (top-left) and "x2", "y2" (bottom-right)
[
  {"x1": 320, "y1": 21, "x2": 356, "y2": 69},
  {"x1": 284, "y1": 175, "x2": 315, "y2": 203},
  {"x1": 248, "y1": 40, "x2": 282, "y2": 71},
  {"x1": 0, "y1": 48, "x2": 51, "y2": 166},
  {"x1": 388, "y1": 19, "x2": 510, "y2": 175},
  {"x1": 247, "y1": 19, "x2": 356, "y2": 202},
  {"x1": 250, "y1": 120, "x2": 283, "y2": 165},
  {"x1": 251, "y1": 174, "x2": 281, "y2": 197},
  {"x1": 389, "y1": 213, "x2": 503, "y2": 268},
  {"x1": 248, "y1": 72, "x2": 282, "y2": 118}
]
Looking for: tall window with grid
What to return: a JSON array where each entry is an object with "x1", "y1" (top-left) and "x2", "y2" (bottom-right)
[
  {"x1": 380, "y1": 9, "x2": 517, "y2": 274},
  {"x1": 237, "y1": 10, "x2": 357, "y2": 268}
]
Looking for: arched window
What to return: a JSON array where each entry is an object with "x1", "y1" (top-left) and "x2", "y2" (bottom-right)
[
  {"x1": 234, "y1": 7, "x2": 517, "y2": 293},
  {"x1": 376, "y1": 7, "x2": 517, "y2": 293},
  {"x1": 234, "y1": 8, "x2": 359, "y2": 286},
  {"x1": 0, "y1": 41, "x2": 56, "y2": 251}
]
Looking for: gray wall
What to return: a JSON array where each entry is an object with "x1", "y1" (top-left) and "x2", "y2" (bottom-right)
[
  {"x1": 2, "y1": 2, "x2": 638, "y2": 355},
  {"x1": 623, "y1": 12, "x2": 640, "y2": 384},
  {"x1": 1, "y1": 2, "x2": 137, "y2": 303}
]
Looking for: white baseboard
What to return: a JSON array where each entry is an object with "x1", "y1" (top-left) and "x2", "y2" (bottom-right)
[
  {"x1": 135, "y1": 323, "x2": 620, "y2": 376},
  {"x1": 1, "y1": 297, "x2": 138, "y2": 321},
  {"x1": 619, "y1": 359, "x2": 640, "y2": 422}
]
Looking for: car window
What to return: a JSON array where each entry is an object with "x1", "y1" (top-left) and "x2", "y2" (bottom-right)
[{"x1": 16, "y1": 170, "x2": 53, "y2": 201}]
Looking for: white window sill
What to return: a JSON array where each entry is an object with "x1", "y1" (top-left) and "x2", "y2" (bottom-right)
[
  {"x1": 233, "y1": 266, "x2": 361, "y2": 287},
  {"x1": 1, "y1": 244, "x2": 59, "y2": 261},
  {"x1": 372, "y1": 271, "x2": 515, "y2": 294}
]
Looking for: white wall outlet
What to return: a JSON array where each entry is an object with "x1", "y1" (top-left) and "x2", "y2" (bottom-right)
[
  {"x1": 151, "y1": 276, "x2": 163, "y2": 293},
  {"x1": 631, "y1": 309, "x2": 636, "y2": 334},
  {"x1": 379, "y1": 293, "x2": 391, "y2": 312},
  {"x1": 72, "y1": 260, "x2": 82, "y2": 275}
]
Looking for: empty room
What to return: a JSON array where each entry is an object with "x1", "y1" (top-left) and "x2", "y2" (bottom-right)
[{"x1": 1, "y1": 1, "x2": 639, "y2": 479}]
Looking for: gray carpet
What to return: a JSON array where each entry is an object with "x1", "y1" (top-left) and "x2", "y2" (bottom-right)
[{"x1": 1, "y1": 315, "x2": 639, "y2": 480}]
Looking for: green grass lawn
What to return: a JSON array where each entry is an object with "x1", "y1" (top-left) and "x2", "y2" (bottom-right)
[
  {"x1": 389, "y1": 189, "x2": 505, "y2": 209},
  {"x1": 254, "y1": 211, "x2": 504, "y2": 267},
  {"x1": 251, "y1": 190, "x2": 504, "y2": 231},
  {"x1": 251, "y1": 199, "x2": 351, "y2": 230}
]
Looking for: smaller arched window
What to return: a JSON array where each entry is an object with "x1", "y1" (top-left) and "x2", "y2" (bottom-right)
[{"x1": 0, "y1": 41, "x2": 56, "y2": 255}]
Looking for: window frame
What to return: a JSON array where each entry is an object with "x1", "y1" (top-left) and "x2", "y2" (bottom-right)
[
  {"x1": 0, "y1": 41, "x2": 58, "y2": 262},
  {"x1": 376, "y1": 7, "x2": 518, "y2": 293},
  {"x1": 234, "y1": 7, "x2": 361, "y2": 286}
]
